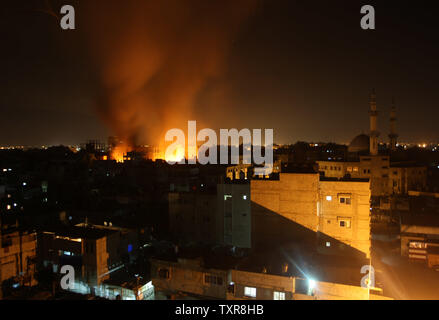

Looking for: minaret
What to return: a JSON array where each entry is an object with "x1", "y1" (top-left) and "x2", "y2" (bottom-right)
[
  {"x1": 369, "y1": 90, "x2": 379, "y2": 155},
  {"x1": 388, "y1": 97, "x2": 398, "y2": 151}
]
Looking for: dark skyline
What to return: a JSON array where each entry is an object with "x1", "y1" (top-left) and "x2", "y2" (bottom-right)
[{"x1": 1, "y1": 0, "x2": 438, "y2": 146}]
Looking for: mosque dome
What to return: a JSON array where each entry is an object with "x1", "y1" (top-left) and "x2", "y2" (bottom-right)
[{"x1": 348, "y1": 134, "x2": 369, "y2": 153}]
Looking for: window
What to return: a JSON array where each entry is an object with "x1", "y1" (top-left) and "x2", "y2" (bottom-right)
[
  {"x1": 224, "y1": 195, "x2": 232, "y2": 200},
  {"x1": 339, "y1": 195, "x2": 351, "y2": 205},
  {"x1": 274, "y1": 291, "x2": 285, "y2": 300},
  {"x1": 326, "y1": 196, "x2": 332, "y2": 201},
  {"x1": 242, "y1": 195, "x2": 247, "y2": 200},
  {"x1": 326, "y1": 241, "x2": 331, "y2": 247},
  {"x1": 338, "y1": 217, "x2": 351, "y2": 228},
  {"x1": 204, "y1": 274, "x2": 223, "y2": 286},
  {"x1": 409, "y1": 241, "x2": 426, "y2": 249},
  {"x1": 244, "y1": 287, "x2": 257, "y2": 298},
  {"x1": 158, "y1": 268, "x2": 170, "y2": 279},
  {"x1": 347, "y1": 167, "x2": 353, "y2": 172},
  {"x1": 353, "y1": 167, "x2": 359, "y2": 172}
]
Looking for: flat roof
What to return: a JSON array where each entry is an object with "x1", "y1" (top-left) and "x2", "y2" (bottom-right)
[{"x1": 42, "y1": 225, "x2": 118, "y2": 240}]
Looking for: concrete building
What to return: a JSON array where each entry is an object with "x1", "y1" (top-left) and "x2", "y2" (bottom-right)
[
  {"x1": 317, "y1": 158, "x2": 427, "y2": 197},
  {"x1": 389, "y1": 165, "x2": 427, "y2": 195},
  {"x1": 37, "y1": 223, "x2": 139, "y2": 289},
  {"x1": 169, "y1": 183, "x2": 251, "y2": 248},
  {"x1": 228, "y1": 269, "x2": 389, "y2": 300},
  {"x1": 400, "y1": 214, "x2": 439, "y2": 267},
  {"x1": 0, "y1": 229, "x2": 37, "y2": 292},
  {"x1": 251, "y1": 173, "x2": 371, "y2": 259},
  {"x1": 150, "y1": 257, "x2": 391, "y2": 300},
  {"x1": 317, "y1": 155, "x2": 390, "y2": 197},
  {"x1": 400, "y1": 192, "x2": 439, "y2": 268},
  {"x1": 99, "y1": 269, "x2": 154, "y2": 300},
  {"x1": 151, "y1": 257, "x2": 229, "y2": 300}
]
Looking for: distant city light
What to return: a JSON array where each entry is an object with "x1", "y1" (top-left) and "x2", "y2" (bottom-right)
[{"x1": 22, "y1": 182, "x2": 27, "y2": 186}]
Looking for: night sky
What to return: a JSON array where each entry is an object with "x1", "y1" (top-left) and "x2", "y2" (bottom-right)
[{"x1": 1, "y1": 0, "x2": 438, "y2": 146}]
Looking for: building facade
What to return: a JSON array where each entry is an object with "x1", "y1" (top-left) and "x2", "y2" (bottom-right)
[
  {"x1": 0, "y1": 230, "x2": 37, "y2": 291},
  {"x1": 169, "y1": 183, "x2": 251, "y2": 248},
  {"x1": 251, "y1": 173, "x2": 371, "y2": 258}
]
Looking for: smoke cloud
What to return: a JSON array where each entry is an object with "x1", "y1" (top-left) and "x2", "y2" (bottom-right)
[{"x1": 83, "y1": 0, "x2": 256, "y2": 147}]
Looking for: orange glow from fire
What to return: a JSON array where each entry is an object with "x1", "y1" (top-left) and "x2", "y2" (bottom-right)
[
  {"x1": 153, "y1": 139, "x2": 198, "y2": 163},
  {"x1": 111, "y1": 144, "x2": 130, "y2": 163},
  {"x1": 165, "y1": 144, "x2": 186, "y2": 163}
]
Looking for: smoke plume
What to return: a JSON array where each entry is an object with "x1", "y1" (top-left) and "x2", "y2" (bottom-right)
[{"x1": 83, "y1": 0, "x2": 256, "y2": 148}]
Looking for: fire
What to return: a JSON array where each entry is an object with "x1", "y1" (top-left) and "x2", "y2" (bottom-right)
[
  {"x1": 164, "y1": 144, "x2": 186, "y2": 163},
  {"x1": 111, "y1": 144, "x2": 130, "y2": 163}
]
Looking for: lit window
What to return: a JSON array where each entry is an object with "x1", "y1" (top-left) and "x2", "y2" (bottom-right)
[
  {"x1": 347, "y1": 167, "x2": 352, "y2": 172},
  {"x1": 224, "y1": 195, "x2": 232, "y2": 201},
  {"x1": 243, "y1": 195, "x2": 247, "y2": 200},
  {"x1": 326, "y1": 242, "x2": 331, "y2": 247},
  {"x1": 409, "y1": 241, "x2": 426, "y2": 249},
  {"x1": 338, "y1": 217, "x2": 351, "y2": 228},
  {"x1": 326, "y1": 196, "x2": 332, "y2": 201},
  {"x1": 353, "y1": 167, "x2": 359, "y2": 172},
  {"x1": 6, "y1": 205, "x2": 11, "y2": 210},
  {"x1": 244, "y1": 287, "x2": 256, "y2": 298},
  {"x1": 273, "y1": 291, "x2": 285, "y2": 300}
]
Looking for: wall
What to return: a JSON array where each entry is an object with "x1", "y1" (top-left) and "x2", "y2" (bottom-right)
[
  {"x1": 318, "y1": 181, "x2": 371, "y2": 258},
  {"x1": 251, "y1": 174, "x2": 319, "y2": 249},
  {"x1": 0, "y1": 231, "x2": 37, "y2": 286},
  {"x1": 151, "y1": 259, "x2": 228, "y2": 299},
  {"x1": 216, "y1": 184, "x2": 251, "y2": 248},
  {"x1": 251, "y1": 173, "x2": 370, "y2": 258}
]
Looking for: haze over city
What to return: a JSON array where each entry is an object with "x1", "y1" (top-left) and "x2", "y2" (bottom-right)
[{"x1": 1, "y1": 0, "x2": 439, "y2": 147}]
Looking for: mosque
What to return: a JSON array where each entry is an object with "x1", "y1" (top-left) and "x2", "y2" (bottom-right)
[
  {"x1": 347, "y1": 91, "x2": 398, "y2": 155},
  {"x1": 317, "y1": 91, "x2": 427, "y2": 198}
]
